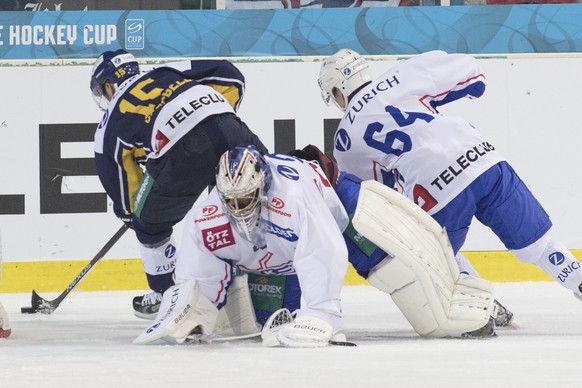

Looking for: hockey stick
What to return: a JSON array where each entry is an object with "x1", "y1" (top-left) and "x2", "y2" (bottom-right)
[
  {"x1": 186, "y1": 308, "x2": 357, "y2": 347},
  {"x1": 191, "y1": 331, "x2": 357, "y2": 347},
  {"x1": 185, "y1": 307, "x2": 294, "y2": 344},
  {"x1": 21, "y1": 224, "x2": 129, "y2": 314}
]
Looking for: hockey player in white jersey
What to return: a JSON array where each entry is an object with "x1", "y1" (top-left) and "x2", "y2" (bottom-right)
[
  {"x1": 318, "y1": 49, "x2": 582, "y2": 309},
  {"x1": 134, "y1": 145, "x2": 350, "y2": 347}
]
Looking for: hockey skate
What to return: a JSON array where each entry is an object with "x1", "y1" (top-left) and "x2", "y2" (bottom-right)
[
  {"x1": 493, "y1": 299, "x2": 514, "y2": 327},
  {"x1": 461, "y1": 317, "x2": 496, "y2": 339},
  {"x1": 133, "y1": 292, "x2": 162, "y2": 320}
]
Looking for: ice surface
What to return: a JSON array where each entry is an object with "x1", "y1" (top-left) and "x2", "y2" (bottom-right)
[{"x1": 0, "y1": 282, "x2": 580, "y2": 388}]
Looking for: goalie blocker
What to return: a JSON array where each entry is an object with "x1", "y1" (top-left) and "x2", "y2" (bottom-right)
[
  {"x1": 134, "y1": 274, "x2": 262, "y2": 344},
  {"x1": 352, "y1": 180, "x2": 496, "y2": 338}
]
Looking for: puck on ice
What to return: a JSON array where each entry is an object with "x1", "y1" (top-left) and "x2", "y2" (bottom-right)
[{"x1": 21, "y1": 307, "x2": 37, "y2": 314}]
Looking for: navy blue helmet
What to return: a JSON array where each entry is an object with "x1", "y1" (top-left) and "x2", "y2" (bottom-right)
[{"x1": 90, "y1": 49, "x2": 139, "y2": 110}]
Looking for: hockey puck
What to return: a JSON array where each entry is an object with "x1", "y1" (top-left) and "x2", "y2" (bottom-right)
[{"x1": 21, "y1": 307, "x2": 37, "y2": 314}]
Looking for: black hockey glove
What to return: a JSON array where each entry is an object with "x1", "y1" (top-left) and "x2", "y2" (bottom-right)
[{"x1": 115, "y1": 210, "x2": 134, "y2": 230}]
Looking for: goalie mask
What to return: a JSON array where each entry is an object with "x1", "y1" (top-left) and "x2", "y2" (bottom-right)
[
  {"x1": 216, "y1": 145, "x2": 272, "y2": 242},
  {"x1": 318, "y1": 49, "x2": 371, "y2": 111},
  {"x1": 90, "y1": 49, "x2": 140, "y2": 111}
]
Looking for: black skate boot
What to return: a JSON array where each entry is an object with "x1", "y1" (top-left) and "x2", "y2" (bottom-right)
[
  {"x1": 461, "y1": 316, "x2": 497, "y2": 339},
  {"x1": 493, "y1": 299, "x2": 514, "y2": 327}
]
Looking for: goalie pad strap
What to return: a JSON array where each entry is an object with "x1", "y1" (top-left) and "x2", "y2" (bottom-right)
[{"x1": 354, "y1": 180, "x2": 494, "y2": 338}]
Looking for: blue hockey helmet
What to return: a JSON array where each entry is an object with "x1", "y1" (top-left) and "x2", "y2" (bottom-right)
[
  {"x1": 215, "y1": 145, "x2": 272, "y2": 241},
  {"x1": 90, "y1": 49, "x2": 139, "y2": 110}
]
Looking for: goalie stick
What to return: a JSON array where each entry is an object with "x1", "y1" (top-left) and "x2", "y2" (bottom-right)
[
  {"x1": 186, "y1": 308, "x2": 357, "y2": 347},
  {"x1": 189, "y1": 333, "x2": 356, "y2": 347},
  {"x1": 186, "y1": 307, "x2": 293, "y2": 344},
  {"x1": 21, "y1": 224, "x2": 129, "y2": 314}
]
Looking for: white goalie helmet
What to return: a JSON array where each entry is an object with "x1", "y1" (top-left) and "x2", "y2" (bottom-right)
[
  {"x1": 215, "y1": 145, "x2": 272, "y2": 242},
  {"x1": 318, "y1": 49, "x2": 371, "y2": 111}
]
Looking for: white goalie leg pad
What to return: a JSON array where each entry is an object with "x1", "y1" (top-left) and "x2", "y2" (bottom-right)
[
  {"x1": 214, "y1": 273, "x2": 261, "y2": 336},
  {"x1": 133, "y1": 278, "x2": 218, "y2": 345},
  {"x1": 443, "y1": 274, "x2": 496, "y2": 337},
  {"x1": 276, "y1": 315, "x2": 333, "y2": 348},
  {"x1": 354, "y1": 181, "x2": 495, "y2": 338}
]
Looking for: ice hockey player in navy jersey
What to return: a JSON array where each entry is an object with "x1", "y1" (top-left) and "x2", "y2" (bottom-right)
[{"x1": 89, "y1": 50, "x2": 267, "y2": 319}]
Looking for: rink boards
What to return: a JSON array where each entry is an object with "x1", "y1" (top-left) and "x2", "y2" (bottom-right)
[
  {"x1": 2, "y1": 5, "x2": 582, "y2": 293},
  {"x1": 0, "y1": 250, "x2": 562, "y2": 293}
]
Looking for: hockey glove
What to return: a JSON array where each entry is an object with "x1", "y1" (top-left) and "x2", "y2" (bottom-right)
[{"x1": 114, "y1": 209, "x2": 134, "y2": 230}]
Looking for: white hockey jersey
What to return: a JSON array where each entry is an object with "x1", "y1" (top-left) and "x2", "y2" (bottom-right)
[
  {"x1": 175, "y1": 154, "x2": 349, "y2": 318},
  {"x1": 333, "y1": 50, "x2": 505, "y2": 215}
]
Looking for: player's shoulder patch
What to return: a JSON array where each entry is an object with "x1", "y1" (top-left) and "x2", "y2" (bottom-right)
[{"x1": 193, "y1": 204, "x2": 227, "y2": 225}]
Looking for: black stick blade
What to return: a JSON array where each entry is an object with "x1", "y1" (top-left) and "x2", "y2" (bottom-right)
[
  {"x1": 329, "y1": 340, "x2": 357, "y2": 347},
  {"x1": 30, "y1": 290, "x2": 57, "y2": 314}
]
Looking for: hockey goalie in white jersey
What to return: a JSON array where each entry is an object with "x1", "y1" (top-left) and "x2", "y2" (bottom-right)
[
  {"x1": 318, "y1": 49, "x2": 582, "y2": 313},
  {"x1": 134, "y1": 144, "x2": 497, "y2": 347},
  {"x1": 135, "y1": 145, "x2": 350, "y2": 347}
]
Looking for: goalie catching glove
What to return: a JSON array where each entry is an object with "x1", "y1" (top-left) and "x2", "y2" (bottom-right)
[
  {"x1": 262, "y1": 310, "x2": 348, "y2": 348},
  {"x1": 353, "y1": 181, "x2": 496, "y2": 338}
]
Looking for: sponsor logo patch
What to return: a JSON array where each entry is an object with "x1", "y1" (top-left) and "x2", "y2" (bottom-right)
[
  {"x1": 195, "y1": 205, "x2": 226, "y2": 223},
  {"x1": 165, "y1": 244, "x2": 176, "y2": 259},
  {"x1": 265, "y1": 197, "x2": 291, "y2": 217},
  {"x1": 125, "y1": 19, "x2": 144, "y2": 50},
  {"x1": 271, "y1": 197, "x2": 284, "y2": 209},
  {"x1": 265, "y1": 221, "x2": 298, "y2": 242},
  {"x1": 202, "y1": 223, "x2": 236, "y2": 251},
  {"x1": 203, "y1": 205, "x2": 219, "y2": 216},
  {"x1": 334, "y1": 128, "x2": 351, "y2": 151},
  {"x1": 549, "y1": 252, "x2": 565, "y2": 266},
  {"x1": 277, "y1": 165, "x2": 300, "y2": 181}
]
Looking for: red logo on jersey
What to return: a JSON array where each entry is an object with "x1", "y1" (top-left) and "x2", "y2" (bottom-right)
[
  {"x1": 194, "y1": 205, "x2": 225, "y2": 223},
  {"x1": 202, "y1": 223, "x2": 235, "y2": 251},
  {"x1": 265, "y1": 197, "x2": 291, "y2": 218},
  {"x1": 154, "y1": 130, "x2": 170, "y2": 154},
  {"x1": 202, "y1": 205, "x2": 219, "y2": 216},
  {"x1": 271, "y1": 197, "x2": 284, "y2": 209}
]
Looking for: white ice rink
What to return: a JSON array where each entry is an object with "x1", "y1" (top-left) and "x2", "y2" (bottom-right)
[{"x1": 0, "y1": 282, "x2": 580, "y2": 388}]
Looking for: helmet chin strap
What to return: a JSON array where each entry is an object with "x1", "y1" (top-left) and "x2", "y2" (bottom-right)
[
  {"x1": 93, "y1": 94, "x2": 110, "y2": 112},
  {"x1": 332, "y1": 90, "x2": 347, "y2": 111},
  {"x1": 93, "y1": 82, "x2": 118, "y2": 111}
]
